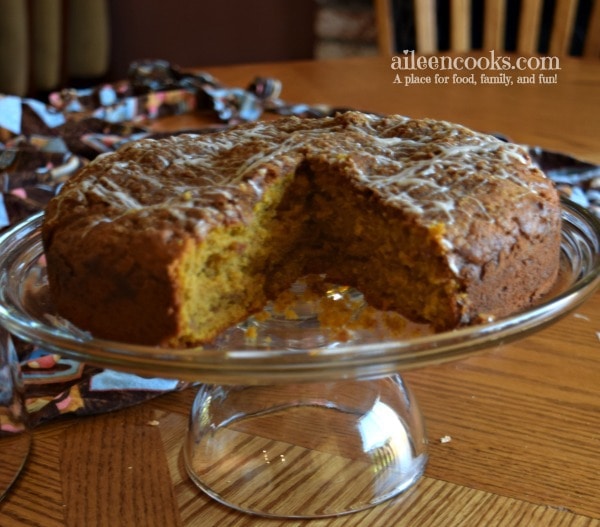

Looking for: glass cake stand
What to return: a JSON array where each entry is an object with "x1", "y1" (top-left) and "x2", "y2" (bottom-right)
[{"x1": 0, "y1": 198, "x2": 598, "y2": 518}]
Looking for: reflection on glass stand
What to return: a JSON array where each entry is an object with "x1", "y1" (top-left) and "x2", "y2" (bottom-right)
[{"x1": 185, "y1": 375, "x2": 427, "y2": 518}]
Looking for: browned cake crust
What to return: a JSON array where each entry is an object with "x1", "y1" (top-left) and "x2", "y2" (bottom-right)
[{"x1": 42, "y1": 111, "x2": 562, "y2": 346}]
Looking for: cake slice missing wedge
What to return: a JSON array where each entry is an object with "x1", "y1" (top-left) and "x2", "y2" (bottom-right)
[{"x1": 42, "y1": 112, "x2": 561, "y2": 346}]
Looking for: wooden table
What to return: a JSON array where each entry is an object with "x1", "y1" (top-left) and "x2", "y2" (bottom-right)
[{"x1": 1, "y1": 55, "x2": 599, "y2": 526}]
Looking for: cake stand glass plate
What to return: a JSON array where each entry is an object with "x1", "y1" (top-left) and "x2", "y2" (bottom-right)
[
  {"x1": 0, "y1": 197, "x2": 598, "y2": 518},
  {"x1": 0, "y1": 198, "x2": 598, "y2": 385}
]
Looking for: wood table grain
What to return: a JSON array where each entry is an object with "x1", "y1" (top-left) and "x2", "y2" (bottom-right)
[{"x1": 1, "y1": 55, "x2": 599, "y2": 527}]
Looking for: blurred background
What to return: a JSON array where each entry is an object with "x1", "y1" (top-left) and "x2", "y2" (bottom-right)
[
  {"x1": 0, "y1": 0, "x2": 595, "y2": 98},
  {"x1": 0, "y1": 0, "x2": 379, "y2": 97}
]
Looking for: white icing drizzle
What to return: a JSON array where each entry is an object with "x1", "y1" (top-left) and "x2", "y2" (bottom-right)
[
  {"x1": 47, "y1": 112, "x2": 555, "y2": 271},
  {"x1": 88, "y1": 177, "x2": 143, "y2": 210}
]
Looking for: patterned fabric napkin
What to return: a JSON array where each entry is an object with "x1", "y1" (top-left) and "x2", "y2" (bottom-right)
[
  {"x1": 0, "y1": 59, "x2": 598, "y2": 426},
  {"x1": 0, "y1": 59, "x2": 351, "y2": 426}
]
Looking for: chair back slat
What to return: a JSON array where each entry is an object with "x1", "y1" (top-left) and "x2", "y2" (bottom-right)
[
  {"x1": 583, "y1": 0, "x2": 600, "y2": 57},
  {"x1": 451, "y1": 0, "x2": 472, "y2": 51},
  {"x1": 483, "y1": 0, "x2": 507, "y2": 50},
  {"x1": 517, "y1": 0, "x2": 544, "y2": 54},
  {"x1": 414, "y1": 0, "x2": 438, "y2": 54},
  {"x1": 549, "y1": 0, "x2": 579, "y2": 55},
  {"x1": 375, "y1": 0, "x2": 395, "y2": 55}
]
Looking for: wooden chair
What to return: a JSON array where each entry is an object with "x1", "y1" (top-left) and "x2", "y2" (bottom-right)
[{"x1": 374, "y1": 0, "x2": 600, "y2": 57}]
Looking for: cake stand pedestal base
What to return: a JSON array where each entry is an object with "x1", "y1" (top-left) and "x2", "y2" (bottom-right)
[{"x1": 184, "y1": 374, "x2": 427, "y2": 518}]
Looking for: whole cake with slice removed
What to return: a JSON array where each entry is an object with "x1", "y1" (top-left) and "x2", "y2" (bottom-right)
[{"x1": 41, "y1": 111, "x2": 562, "y2": 347}]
